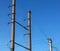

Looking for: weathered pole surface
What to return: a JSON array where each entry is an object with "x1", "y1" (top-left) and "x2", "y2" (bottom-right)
[
  {"x1": 48, "y1": 38, "x2": 52, "y2": 51},
  {"x1": 28, "y1": 10, "x2": 32, "y2": 51},
  {"x1": 11, "y1": 0, "x2": 15, "y2": 51}
]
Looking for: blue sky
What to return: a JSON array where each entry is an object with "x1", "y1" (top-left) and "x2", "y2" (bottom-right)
[{"x1": 0, "y1": 0, "x2": 60, "y2": 51}]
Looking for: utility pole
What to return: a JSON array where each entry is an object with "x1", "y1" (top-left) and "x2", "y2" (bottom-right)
[
  {"x1": 11, "y1": 0, "x2": 16, "y2": 51},
  {"x1": 48, "y1": 38, "x2": 52, "y2": 51},
  {"x1": 28, "y1": 10, "x2": 32, "y2": 51}
]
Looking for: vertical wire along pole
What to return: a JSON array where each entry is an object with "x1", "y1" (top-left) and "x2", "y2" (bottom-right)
[
  {"x1": 11, "y1": 0, "x2": 15, "y2": 51},
  {"x1": 28, "y1": 10, "x2": 32, "y2": 51}
]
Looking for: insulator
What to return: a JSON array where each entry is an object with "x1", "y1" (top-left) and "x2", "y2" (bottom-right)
[
  {"x1": 8, "y1": 22, "x2": 11, "y2": 24},
  {"x1": 8, "y1": 5, "x2": 12, "y2": 8},
  {"x1": 8, "y1": 22, "x2": 10, "y2": 24},
  {"x1": 24, "y1": 18, "x2": 28, "y2": 21},
  {"x1": 8, "y1": 14, "x2": 11, "y2": 16},
  {"x1": 24, "y1": 19, "x2": 26, "y2": 21}
]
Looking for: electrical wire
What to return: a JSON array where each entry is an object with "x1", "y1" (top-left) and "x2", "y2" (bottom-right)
[
  {"x1": 0, "y1": 40, "x2": 10, "y2": 49},
  {"x1": 52, "y1": 46, "x2": 60, "y2": 51}
]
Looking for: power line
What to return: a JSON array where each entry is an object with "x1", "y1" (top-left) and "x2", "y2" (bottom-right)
[
  {"x1": 15, "y1": 21, "x2": 28, "y2": 30},
  {"x1": 15, "y1": 42, "x2": 30, "y2": 50}
]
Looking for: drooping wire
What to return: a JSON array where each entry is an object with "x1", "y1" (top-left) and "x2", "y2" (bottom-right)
[
  {"x1": 23, "y1": 34, "x2": 28, "y2": 51},
  {"x1": 52, "y1": 46, "x2": 60, "y2": 51},
  {"x1": 0, "y1": 40, "x2": 10, "y2": 49}
]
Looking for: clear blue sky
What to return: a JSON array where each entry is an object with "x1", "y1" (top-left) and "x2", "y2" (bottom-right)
[{"x1": 0, "y1": 0, "x2": 60, "y2": 51}]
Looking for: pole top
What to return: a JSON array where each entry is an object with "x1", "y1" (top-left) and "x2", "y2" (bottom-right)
[
  {"x1": 48, "y1": 38, "x2": 52, "y2": 43},
  {"x1": 28, "y1": 10, "x2": 31, "y2": 13}
]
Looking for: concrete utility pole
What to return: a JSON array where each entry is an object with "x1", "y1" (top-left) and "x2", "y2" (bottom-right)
[
  {"x1": 11, "y1": 0, "x2": 15, "y2": 51},
  {"x1": 28, "y1": 10, "x2": 32, "y2": 51},
  {"x1": 48, "y1": 38, "x2": 52, "y2": 51}
]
